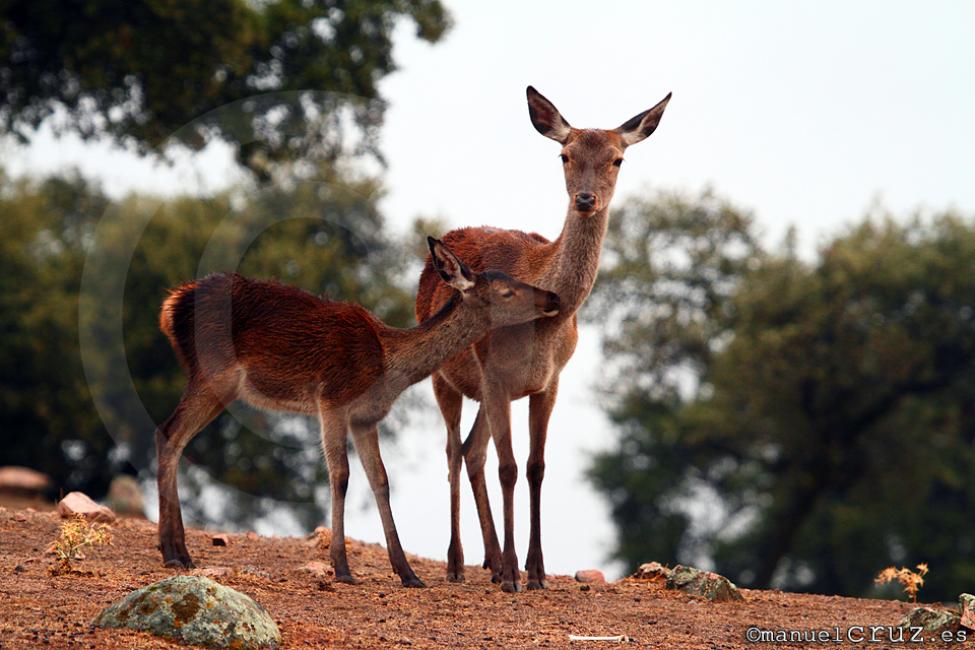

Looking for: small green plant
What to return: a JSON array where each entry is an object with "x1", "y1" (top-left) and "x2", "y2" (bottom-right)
[
  {"x1": 875, "y1": 563, "x2": 929, "y2": 602},
  {"x1": 50, "y1": 516, "x2": 113, "y2": 575}
]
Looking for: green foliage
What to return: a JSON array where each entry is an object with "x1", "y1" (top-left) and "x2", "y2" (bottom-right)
[
  {"x1": 589, "y1": 191, "x2": 975, "y2": 600},
  {"x1": 0, "y1": 0, "x2": 450, "y2": 171},
  {"x1": 0, "y1": 167, "x2": 416, "y2": 529}
]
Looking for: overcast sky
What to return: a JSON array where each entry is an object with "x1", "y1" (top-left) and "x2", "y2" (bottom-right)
[{"x1": 8, "y1": 0, "x2": 974, "y2": 580}]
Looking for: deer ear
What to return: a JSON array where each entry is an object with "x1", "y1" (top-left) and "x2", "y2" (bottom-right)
[
  {"x1": 428, "y1": 236, "x2": 475, "y2": 291},
  {"x1": 527, "y1": 86, "x2": 572, "y2": 144},
  {"x1": 615, "y1": 92, "x2": 672, "y2": 146}
]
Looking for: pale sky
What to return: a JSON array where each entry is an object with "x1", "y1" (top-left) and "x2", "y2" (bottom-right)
[{"x1": 8, "y1": 1, "x2": 974, "y2": 580}]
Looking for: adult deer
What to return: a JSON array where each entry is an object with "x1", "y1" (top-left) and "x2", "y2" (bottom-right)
[
  {"x1": 416, "y1": 86, "x2": 671, "y2": 592},
  {"x1": 154, "y1": 237, "x2": 560, "y2": 588}
]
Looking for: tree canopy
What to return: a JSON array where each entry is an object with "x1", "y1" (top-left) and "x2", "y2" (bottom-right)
[
  {"x1": 0, "y1": 0, "x2": 450, "y2": 171},
  {"x1": 589, "y1": 190, "x2": 975, "y2": 600}
]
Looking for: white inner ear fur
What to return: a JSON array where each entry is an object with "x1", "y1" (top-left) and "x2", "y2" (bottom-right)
[
  {"x1": 548, "y1": 121, "x2": 572, "y2": 143},
  {"x1": 453, "y1": 274, "x2": 475, "y2": 292},
  {"x1": 620, "y1": 129, "x2": 645, "y2": 147}
]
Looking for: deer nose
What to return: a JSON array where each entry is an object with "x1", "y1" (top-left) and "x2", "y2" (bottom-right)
[
  {"x1": 575, "y1": 192, "x2": 596, "y2": 212},
  {"x1": 542, "y1": 292, "x2": 560, "y2": 317}
]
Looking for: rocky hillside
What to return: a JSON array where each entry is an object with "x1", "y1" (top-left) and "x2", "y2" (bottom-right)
[{"x1": 0, "y1": 507, "x2": 950, "y2": 648}]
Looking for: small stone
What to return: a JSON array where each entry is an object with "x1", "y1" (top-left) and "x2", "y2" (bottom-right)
[
  {"x1": 240, "y1": 566, "x2": 274, "y2": 581},
  {"x1": 211, "y1": 534, "x2": 230, "y2": 547},
  {"x1": 959, "y1": 594, "x2": 975, "y2": 631},
  {"x1": 633, "y1": 561, "x2": 672, "y2": 581},
  {"x1": 13, "y1": 564, "x2": 26, "y2": 573},
  {"x1": 665, "y1": 565, "x2": 743, "y2": 602},
  {"x1": 580, "y1": 584, "x2": 591, "y2": 592},
  {"x1": 301, "y1": 560, "x2": 331, "y2": 578},
  {"x1": 306, "y1": 526, "x2": 332, "y2": 549},
  {"x1": 93, "y1": 576, "x2": 280, "y2": 649},
  {"x1": 106, "y1": 475, "x2": 144, "y2": 517},
  {"x1": 56, "y1": 492, "x2": 116, "y2": 523},
  {"x1": 245, "y1": 531, "x2": 260, "y2": 541},
  {"x1": 0, "y1": 466, "x2": 51, "y2": 495},
  {"x1": 574, "y1": 569, "x2": 606, "y2": 584},
  {"x1": 13, "y1": 512, "x2": 28, "y2": 522},
  {"x1": 191, "y1": 566, "x2": 232, "y2": 578},
  {"x1": 900, "y1": 606, "x2": 960, "y2": 634}
]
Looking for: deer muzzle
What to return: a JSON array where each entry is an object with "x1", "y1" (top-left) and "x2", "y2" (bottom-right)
[
  {"x1": 574, "y1": 192, "x2": 597, "y2": 214},
  {"x1": 540, "y1": 291, "x2": 561, "y2": 317}
]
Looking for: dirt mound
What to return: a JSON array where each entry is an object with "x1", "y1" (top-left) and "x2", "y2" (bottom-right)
[{"x1": 0, "y1": 507, "x2": 928, "y2": 648}]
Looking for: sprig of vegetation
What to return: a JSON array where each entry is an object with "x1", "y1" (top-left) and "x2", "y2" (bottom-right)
[
  {"x1": 50, "y1": 516, "x2": 114, "y2": 575},
  {"x1": 875, "y1": 563, "x2": 929, "y2": 602}
]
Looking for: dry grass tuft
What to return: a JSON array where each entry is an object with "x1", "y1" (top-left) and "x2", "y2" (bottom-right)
[
  {"x1": 49, "y1": 515, "x2": 113, "y2": 575},
  {"x1": 875, "y1": 563, "x2": 929, "y2": 602}
]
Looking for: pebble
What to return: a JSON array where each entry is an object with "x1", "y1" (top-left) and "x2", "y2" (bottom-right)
[{"x1": 574, "y1": 569, "x2": 606, "y2": 584}]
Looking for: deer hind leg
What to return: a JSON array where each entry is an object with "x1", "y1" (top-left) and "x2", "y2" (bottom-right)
[
  {"x1": 482, "y1": 382, "x2": 520, "y2": 593},
  {"x1": 462, "y1": 406, "x2": 503, "y2": 583},
  {"x1": 351, "y1": 421, "x2": 424, "y2": 588},
  {"x1": 319, "y1": 408, "x2": 355, "y2": 583},
  {"x1": 525, "y1": 382, "x2": 558, "y2": 590},
  {"x1": 155, "y1": 379, "x2": 228, "y2": 568},
  {"x1": 433, "y1": 374, "x2": 465, "y2": 582}
]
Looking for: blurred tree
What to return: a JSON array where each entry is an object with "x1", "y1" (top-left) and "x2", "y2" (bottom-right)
[
  {"x1": 0, "y1": 0, "x2": 450, "y2": 173},
  {"x1": 588, "y1": 191, "x2": 975, "y2": 600},
  {"x1": 0, "y1": 166, "x2": 418, "y2": 530}
]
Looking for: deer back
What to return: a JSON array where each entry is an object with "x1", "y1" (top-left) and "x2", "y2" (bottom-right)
[{"x1": 161, "y1": 273, "x2": 386, "y2": 409}]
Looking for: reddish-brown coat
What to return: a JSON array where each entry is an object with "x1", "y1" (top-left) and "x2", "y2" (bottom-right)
[{"x1": 160, "y1": 273, "x2": 385, "y2": 409}]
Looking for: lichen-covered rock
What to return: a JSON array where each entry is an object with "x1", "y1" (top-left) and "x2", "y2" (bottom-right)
[
  {"x1": 960, "y1": 593, "x2": 975, "y2": 631},
  {"x1": 666, "y1": 564, "x2": 743, "y2": 602},
  {"x1": 632, "y1": 562, "x2": 673, "y2": 581},
  {"x1": 900, "y1": 606, "x2": 960, "y2": 634},
  {"x1": 92, "y1": 576, "x2": 281, "y2": 649}
]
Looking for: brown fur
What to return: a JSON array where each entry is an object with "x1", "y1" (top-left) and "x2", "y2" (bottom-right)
[
  {"x1": 416, "y1": 87, "x2": 671, "y2": 591},
  {"x1": 153, "y1": 242, "x2": 560, "y2": 589}
]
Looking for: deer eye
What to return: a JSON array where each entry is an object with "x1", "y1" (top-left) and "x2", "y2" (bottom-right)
[
  {"x1": 613, "y1": 158, "x2": 624, "y2": 167},
  {"x1": 500, "y1": 289, "x2": 515, "y2": 298},
  {"x1": 559, "y1": 154, "x2": 569, "y2": 164}
]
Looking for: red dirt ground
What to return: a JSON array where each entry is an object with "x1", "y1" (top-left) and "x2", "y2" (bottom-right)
[{"x1": 0, "y1": 507, "x2": 962, "y2": 649}]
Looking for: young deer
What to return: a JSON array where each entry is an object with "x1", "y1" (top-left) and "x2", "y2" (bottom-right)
[
  {"x1": 416, "y1": 87, "x2": 671, "y2": 592},
  {"x1": 154, "y1": 237, "x2": 560, "y2": 587}
]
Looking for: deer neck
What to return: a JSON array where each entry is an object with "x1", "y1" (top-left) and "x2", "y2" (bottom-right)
[
  {"x1": 541, "y1": 205, "x2": 609, "y2": 316},
  {"x1": 381, "y1": 292, "x2": 485, "y2": 388}
]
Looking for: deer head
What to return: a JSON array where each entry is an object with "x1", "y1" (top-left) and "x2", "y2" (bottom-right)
[
  {"x1": 527, "y1": 86, "x2": 671, "y2": 217},
  {"x1": 428, "y1": 236, "x2": 560, "y2": 324}
]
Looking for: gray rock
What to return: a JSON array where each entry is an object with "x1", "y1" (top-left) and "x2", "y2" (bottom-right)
[
  {"x1": 666, "y1": 564, "x2": 743, "y2": 602},
  {"x1": 93, "y1": 576, "x2": 281, "y2": 649},
  {"x1": 899, "y1": 606, "x2": 960, "y2": 634}
]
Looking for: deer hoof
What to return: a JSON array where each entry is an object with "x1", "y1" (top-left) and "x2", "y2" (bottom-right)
[
  {"x1": 163, "y1": 556, "x2": 195, "y2": 569},
  {"x1": 446, "y1": 570, "x2": 465, "y2": 583},
  {"x1": 501, "y1": 580, "x2": 522, "y2": 593},
  {"x1": 526, "y1": 579, "x2": 547, "y2": 590},
  {"x1": 335, "y1": 574, "x2": 358, "y2": 585},
  {"x1": 401, "y1": 576, "x2": 426, "y2": 588}
]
